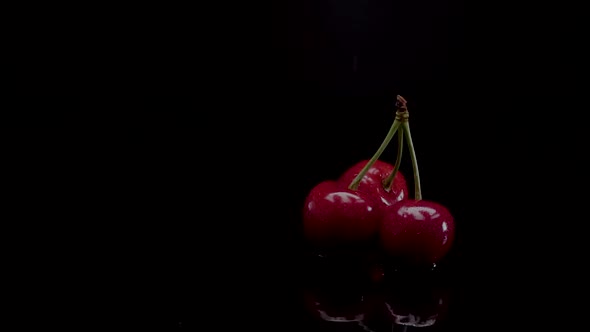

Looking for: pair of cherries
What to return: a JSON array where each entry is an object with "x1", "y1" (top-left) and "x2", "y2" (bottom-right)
[{"x1": 302, "y1": 96, "x2": 455, "y2": 268}]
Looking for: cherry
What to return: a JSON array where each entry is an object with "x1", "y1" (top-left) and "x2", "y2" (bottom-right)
[
  {"x1": 302, "y1": 95, "x2": 455, "y2": 267},
  {"x1": 378, "y1": 96, "x2": 456, "y2": 268},
  {"x1": 302, "y1": 98, "x2": 409, "y2": 250},
  {"x1": 302, "y1": 180, "x2": 382, "y2": 250},
  {"x1": 338, "y1": 159, "x2": 409, "y2": 207},
  {"x1": 381, "y1": 200, "x2": 455, "y2": 267}
]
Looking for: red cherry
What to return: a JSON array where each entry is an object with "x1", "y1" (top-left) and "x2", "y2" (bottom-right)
[
  {"x1": 302, "y1": 96, "x2": 407, "y2": 251},
  {"x1": 302, "y1": 180, "x2": 381, "y2": 249},
  {"x1": 379, "y1": 200, "x2": 455, "y2": 267},
  {"x1": 338, "y1": 159, "x2": 409, "y2": 207},
  {"x1": 377, "y1": 95, "x2": 456, "y2": 268}
]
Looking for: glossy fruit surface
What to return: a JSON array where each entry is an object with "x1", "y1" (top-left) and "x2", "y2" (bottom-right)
[
  {"x1": 379, "y1": 199, "x2": 455, "y2": 266},
  {"x1": 302, "y1": 180, "x2": 381, "y2": 248},
  {"x1": 338, "y1": 159, "x2": 408, "y2": 208}
]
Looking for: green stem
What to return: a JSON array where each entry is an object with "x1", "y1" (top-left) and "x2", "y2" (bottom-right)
[
  {"x1": 348, "y1": 120, "x2": 402, "y2": 190},
  {"x1": 383, "y1": 126, "x2": 404, "y2": 191},
  {"x1": 402, "y1": 121, "x2": 422, "y2": 201}
]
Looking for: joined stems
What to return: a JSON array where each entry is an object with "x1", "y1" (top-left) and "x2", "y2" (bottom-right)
[
  {"x1": 348, "y1": 94, "x2": 422, "y2": 201},
  {"x1": 348, "y1": 119, "x2": 402, "y2": 190}
]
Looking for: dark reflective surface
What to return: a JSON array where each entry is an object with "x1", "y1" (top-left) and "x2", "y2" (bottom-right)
[
  {"x1": 170, "y1": 249, "x2": 461, "y2": 331},
  {"x1": 297, "y1": 254, "x2": 455, "y2": 332}
]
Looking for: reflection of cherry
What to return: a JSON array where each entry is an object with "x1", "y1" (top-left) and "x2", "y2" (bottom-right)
[
  {"x1": 380, "y1": 271, "x2": 450, "y2": 328},
  {"x1": 303, "y1": 289, "x2": 369, "y2": 323},
  {"x1": 303, "y1": 282, "x2": 381, "y2": 324},
  {"x1": 301, "y1": 254, "x2": 384, "y2": 327}
]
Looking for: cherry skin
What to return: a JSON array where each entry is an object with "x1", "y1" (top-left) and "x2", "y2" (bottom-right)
[
  {"x1": 338, "y1": 159, "x2": 409, "y2": 208},
  {"x1": 302, "y1": 180, "x2": 382, "y2": 249},
  {"x1": 379, "y1": 200, "x2": 455, "y2": 267}
]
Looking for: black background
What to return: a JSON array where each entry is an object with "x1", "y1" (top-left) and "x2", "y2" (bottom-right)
[{"x1": 10, "y1": 0, "x2": 588, "y2": 330}]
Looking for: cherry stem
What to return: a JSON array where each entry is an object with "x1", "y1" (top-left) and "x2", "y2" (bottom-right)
[
  {"x1": 393, "y1": 95, "x2": 422, "y2": 201},
  {"x1": 383, "y1": 126, "x2": 403, "y2": 191},
  {"x1": 402, "y1": 120, "x2": 422, "y2": 201},
  {"x1": 348, "y1": 119, "x2": 402, "y2": 191}
]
